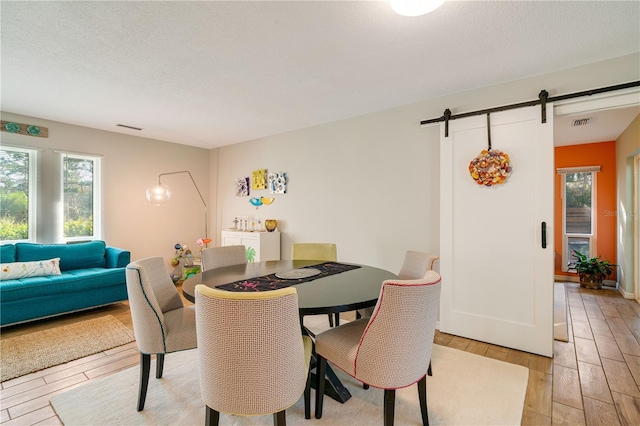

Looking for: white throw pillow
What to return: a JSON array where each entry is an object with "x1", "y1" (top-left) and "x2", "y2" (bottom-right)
[{"x1": 1, "y1": 258, "x2": 62, "y2": 280}]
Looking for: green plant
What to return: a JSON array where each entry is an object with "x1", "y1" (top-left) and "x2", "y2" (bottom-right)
[{"x1": 572, "y1": 250, "x2": 613, "y2": 279}]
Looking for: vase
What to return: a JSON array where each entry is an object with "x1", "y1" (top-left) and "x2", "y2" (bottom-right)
[
  {"x1": 579, "y1": 273, "x2": 603, "y2": 290},
  {"x1": 264, "y1": 219, "x2": 277, "y2": 232}
]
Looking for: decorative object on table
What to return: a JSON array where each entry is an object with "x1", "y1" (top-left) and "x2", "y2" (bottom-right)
[
  {"x1": 251, "y1": 169, "x2": 267, "y2": 190},
  {"x1": 264, "y1": 219, "x2": 278, "y2": 232},
  {"x1": 182, "y1": 264, "x2": 201, "y2": 280},
  {"x1": 145, "y1": 171, "x2": 208, "y2": 241},
  {"x1": 235, "y1": 177, "x2": 249, "y2": 196},
  {"x1": 246, "y1": 246, "x2": 257, "y2": 262},
  {"x1": 230, "y1": 217, "x2": 240, "y2": 230},
  {"x1": 1, "y1": 120, "x2": 49, "y2": 138},
  {"x1": 268, "y1": 172, "x2": 287, "y2": 194},
  {"x1": 170, "y1": 243, "x2": 186, "y2": 283},
  {"x1": 468, "y1": 113, "x2": 512, "y2": 187},
  {"x1": 571, "y1": 250, "x2": 614, "y2": 290},
  {"x1": 196, "y1": 238, "x2": 212, "y2": 253}
]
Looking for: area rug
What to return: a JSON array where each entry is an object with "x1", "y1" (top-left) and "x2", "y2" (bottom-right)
[
  {"x1": 1, "y1": 315, "x2": 135, "y2": 382},
  {"x1": 554, "y1": 282, "x2": 569, "y2": 342},
  {"x1": 51, "y1": 344, "x2": 528, "y2": 425}
]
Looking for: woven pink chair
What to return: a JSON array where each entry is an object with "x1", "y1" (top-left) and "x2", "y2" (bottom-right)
[
  {"x1": 200, "y1": 245, "x2": 247, "y2": 271},
  {"x1": 195, "y1": 285, "x2": 313, "y2": 426},
  {"x1": 125, "y1": 256, "x2": 197, "y2": 411},
  {"x1": 315, "y1": 271, "x2": 442, "y2": 426}
]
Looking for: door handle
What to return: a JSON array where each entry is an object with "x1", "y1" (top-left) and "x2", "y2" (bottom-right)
[{"x1": 541, "y1": 222, "x2": 547, "y2": 249}]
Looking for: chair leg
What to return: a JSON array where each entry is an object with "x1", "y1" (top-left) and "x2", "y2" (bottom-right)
[
  {"x1": 205, "y1": 405, "x2": 220, "y2": 426},
  {"x1": 327, "y1": 313, "x2": 334, "y2": 327},
  {"x1": 315, "y1": 355, "x2": 327, "y2": 419},
  {"x1": 384, "y1": 389, "x2": 396, "y2": 426},
  {"x1": 156, "y1": 353, "x2": 165, "y2": 378},
  {"x1": 427, "y1": 360, "x2": 432, "y2": 376},
  {"x1": 418, "y1": 375, "x2": 429, "y2": 426},
  {"x1": 137, "y1": 353, "x2": 151, "y2": 411},
  {"x1": 363, "y1": 383, "x2": 369, "y2": 389},
  {"x1": 334, "y1": 312, "x2": 340, "y2": 326},
  {"x1": 304, "y1": 367, "x2": 311, "y2": 419},
  {"x1": 273, "y1": 410, "x2": 286, "y2": 426}
]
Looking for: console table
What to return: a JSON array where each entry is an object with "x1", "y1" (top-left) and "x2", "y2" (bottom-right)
[{"x1": 221, "y1": 230, "x2": 280, "y2": 262}]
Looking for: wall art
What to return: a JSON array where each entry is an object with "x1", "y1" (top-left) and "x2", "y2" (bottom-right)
[
  {"x1": 235, "y1": 177, "x2": 250, "y2": 196},
  {"x1": 252, "y1": 169, "x2": 267, "y2": 190},
  {"x1": 268, "y1": 172, "x2": 287, "y2": 194},
  {"x1": 1, "y1": 120, "x2": 48, "y2": 138}
]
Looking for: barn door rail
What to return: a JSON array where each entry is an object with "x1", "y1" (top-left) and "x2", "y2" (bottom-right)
[{"x1": 422, "y1": 81, "x2": 640, "y2": 137}]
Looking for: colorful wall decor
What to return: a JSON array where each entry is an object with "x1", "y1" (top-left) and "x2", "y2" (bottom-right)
[
  {"x1": 1, "y1": 120, "x2": 48, "y2": 138},
  {"x1": 251, "y1": 169, "x2": 267, "y2": 190},
  {"x1": 235, "y1": 177, "x2": 250, "y2": 196},
  {"x1": 268, "y1": 172, "x2": 287, "y2": 194}
]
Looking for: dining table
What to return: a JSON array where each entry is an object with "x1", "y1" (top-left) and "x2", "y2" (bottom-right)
[{"x1": 182, "y1": 259, "x2": 398, "y2": 403}]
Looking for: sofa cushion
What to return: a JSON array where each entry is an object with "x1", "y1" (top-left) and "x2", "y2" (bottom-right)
[
  {"x1": 0, "y1": 244, "x2": 16, "y2": 263},
  {"x1": 15, "y1": 241, "x2": 107, "y2": 271},
  {"x1": 1, "y1": 258, "x2": 61, "y2": 280},
  {"x1": 0, "y1": 268, "x2": 125, "y2": 302}
]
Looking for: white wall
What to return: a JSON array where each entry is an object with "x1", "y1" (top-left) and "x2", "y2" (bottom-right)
[
  {"x1": 0, "y1": 113, "x2": 212, "y2": 266},
  {"x1": 215, "y1": 53, "x2": 640, "y2": 273},
  {"x1": 617, "y1": 113, "x2": 640, "y2": 295},
  {"x1": 2, "y1": 53, "x2": 638, "y2": 276}
]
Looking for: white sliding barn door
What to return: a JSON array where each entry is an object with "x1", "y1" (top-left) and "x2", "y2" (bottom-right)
[{"x1": 439, "y1": 105, "x2": 554, "y2": 357}]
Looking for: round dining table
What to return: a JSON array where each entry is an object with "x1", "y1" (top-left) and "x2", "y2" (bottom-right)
[{"x1": 181, "y1": 259, "x2": 398, "y2": 404}]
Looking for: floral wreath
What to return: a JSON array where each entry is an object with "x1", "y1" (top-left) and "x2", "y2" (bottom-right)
[{"x1": 469, "y1": 149, "x2": 512, "y2": 187}]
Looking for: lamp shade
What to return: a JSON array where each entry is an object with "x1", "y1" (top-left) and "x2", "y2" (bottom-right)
[
  {"x1": 390, "y1": 0, "x2": 445, "y2": 16},
  {"x1": 146, "y1": 183, "x2": 172, "y2": 205}
]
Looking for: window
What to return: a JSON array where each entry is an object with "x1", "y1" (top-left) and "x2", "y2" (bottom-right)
[
  {"x1": 0, "y1": 146, "x2": 37, "y2": 242},
  {"x1": 61, "y1": 153, "x2": 102, "y2": 241},
  {"x1": 559, "y1": 167, "x2": 599, "y2": 271}
]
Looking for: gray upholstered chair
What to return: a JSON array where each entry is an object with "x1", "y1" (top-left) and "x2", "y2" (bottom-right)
[
  {"x1": 200, "y1": 245, "x2": 247, "y2": 271},
  {"x1": 358, "y1": 251, "x2": 439, "y2": 318},
  {"x1": 125, "y1": 256, "x2": 197, "y2": 411},
  {"x1": 314, "y1": 271, "x2": 442, "y2": 426},
  {"x1": 292, "y1": 243, "x2": 339, "y2": 326},
  {"x1": 195, "y1": 285, "x2": 312, "y2": 426}
]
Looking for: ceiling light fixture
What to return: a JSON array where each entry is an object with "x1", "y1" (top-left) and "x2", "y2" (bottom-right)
[{"x1": 390, "y1": 0, "x2": 445, "y2": 16}]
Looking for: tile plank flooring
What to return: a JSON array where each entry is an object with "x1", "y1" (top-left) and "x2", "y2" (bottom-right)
[{"x1": 2, "y1": 283, "x2": 640, "y2": 425}]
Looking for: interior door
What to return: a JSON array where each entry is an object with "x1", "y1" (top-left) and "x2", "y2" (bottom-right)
[{"x1": 439, "y1": 104, "x2": 554, "y2": 357}]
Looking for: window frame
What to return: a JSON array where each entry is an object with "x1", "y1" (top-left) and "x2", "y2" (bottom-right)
[
  {"x1": 560, "y1": 168, "x2": 598, "y2": 272},
  {"x1": 60, "y1": 152, "x2": 102, "y2": 242},
  {"x1": 0, "y1": 146, "x2": 38, "y2": 243}
]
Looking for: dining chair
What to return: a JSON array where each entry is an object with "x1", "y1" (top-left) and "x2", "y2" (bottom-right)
[
  {"x1": 125, "y1": 256, "x2": 197, "y2": 411},
  {"x1": 195, "y1": 285, "x2": 313, "y2": 426},
  {"x1": 200, "y1": 245, "x2": 247, "y2": 271},
  {"x1": 314, "y1": 271, "x2": 442, "y2": 426},
  {"x1": 358, "y1": 251, "x2": 439, "y2": 318},
  {"x1": 292, "y1": 242, "x2": 339, "y2": 326}
]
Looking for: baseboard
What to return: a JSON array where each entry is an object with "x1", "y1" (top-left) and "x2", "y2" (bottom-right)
[{"x1": 618, "y1": 286, "x2": 635, "y2": 299}]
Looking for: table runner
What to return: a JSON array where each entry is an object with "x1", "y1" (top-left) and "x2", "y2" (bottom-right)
[{"x1": 216, "y1": 262, "x2": 361, "y2": 292}]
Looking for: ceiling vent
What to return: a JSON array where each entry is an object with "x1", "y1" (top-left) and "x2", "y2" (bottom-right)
[
  {"x1": 572, "y1": 118, "x2": 592, "y2": 127},
  {"x1": 116, "y1": 124, "x2": 142, "y2": 131}
]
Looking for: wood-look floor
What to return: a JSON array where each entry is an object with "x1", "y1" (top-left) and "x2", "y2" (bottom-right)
[{"x1": 2, "y1": 282, "x2": 640, "y2": 425}]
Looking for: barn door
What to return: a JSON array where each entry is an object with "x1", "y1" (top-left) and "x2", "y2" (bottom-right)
[{"x1": 439, "y1": 104, "x2": 554, "y2": 357}]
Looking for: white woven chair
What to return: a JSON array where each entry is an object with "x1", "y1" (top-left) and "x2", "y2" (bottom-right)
[
  {"x1": 358, "y1": 251, "x2": 439, "y2": 318},
  {"x1": 125, "y1": 256, "x2": 197, "y2": 411},
  {"x1": 292, "y1": 243, "x2": 339, "y2": 326},
  {"x1": 315, "y1": 271, "x2": 442, "y2": 426},
  {"x1": 200, "y1": 245, "x2": 247, "y2": 271},
  {"x1": 195, "y1": 285, "x2": 313, "y2": 426}
]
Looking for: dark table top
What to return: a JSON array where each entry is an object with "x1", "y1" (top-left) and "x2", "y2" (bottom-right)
[{"x1": 182, "y1": 259, "x2": 398, "y2": 316}]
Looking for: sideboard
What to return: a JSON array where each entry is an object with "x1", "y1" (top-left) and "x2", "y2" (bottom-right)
[{"x1": 221, "y1": 230, "x2": 281, "y2": 262}]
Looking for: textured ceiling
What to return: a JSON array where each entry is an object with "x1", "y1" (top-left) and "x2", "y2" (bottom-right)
[{"x1": 1, "y1": 1, "x2": 639, "y2": 149}]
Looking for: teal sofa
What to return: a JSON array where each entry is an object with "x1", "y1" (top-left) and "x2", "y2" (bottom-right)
[{"x1": 0, "y1": 240, "x2": 130, "y2": 326}]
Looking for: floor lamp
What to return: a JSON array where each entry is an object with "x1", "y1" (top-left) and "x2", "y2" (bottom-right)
[{"x1": 146, "y1": 170, "x2": 208, "y2": 241}]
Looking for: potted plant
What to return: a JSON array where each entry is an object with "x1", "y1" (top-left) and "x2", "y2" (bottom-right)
[{"x1": 572, "y1": 250, "x2": 614, "y2": 289}]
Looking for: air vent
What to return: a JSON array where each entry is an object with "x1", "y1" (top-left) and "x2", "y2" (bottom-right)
[
  {"x1": 116, "y1": 124, "x2": 142, "y2": 131},
  {"x1": 572, "y1": 118, "x2": 592, "y2": 127}
]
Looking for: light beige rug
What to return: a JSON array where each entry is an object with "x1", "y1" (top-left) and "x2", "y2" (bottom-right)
[
  {"x1": 1, "y1": 315, "x2": 135, "y2": 382},
  {"x1": 554, "y1": 282, "x2": 569, "y2": 342},
  {"x1": 52, "y1": 340, "x2": 528, "y2": 425}
]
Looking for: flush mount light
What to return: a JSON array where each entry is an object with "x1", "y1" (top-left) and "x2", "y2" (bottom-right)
[{"x1": 390, "y1": 0, "x2": 445, "y2": 16}]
